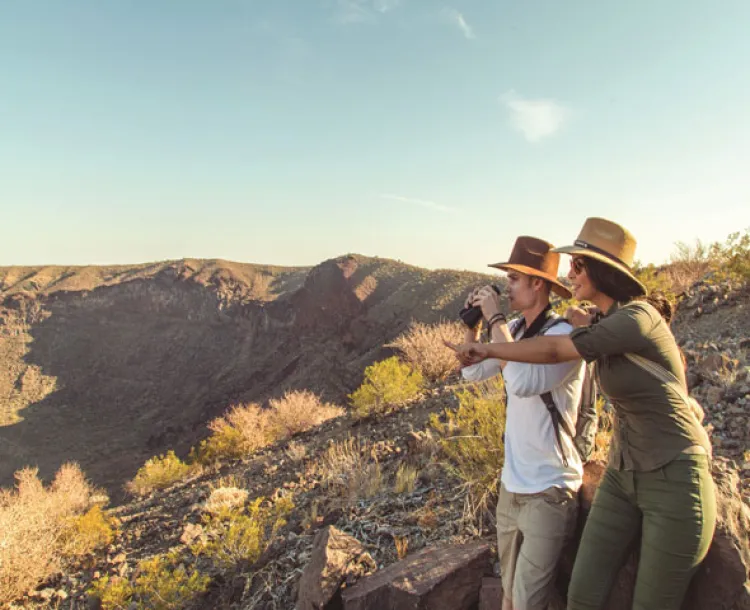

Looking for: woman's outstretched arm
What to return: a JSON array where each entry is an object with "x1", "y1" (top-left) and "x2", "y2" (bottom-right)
[{"x1": 445, "y1": 334, "x2": 582, "y2": 366}]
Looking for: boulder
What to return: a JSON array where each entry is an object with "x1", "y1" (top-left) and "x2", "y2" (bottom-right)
[
  {"x1": 341, "y1": 541, "x2": 492, "y2": 610},
  {"x1": 478, "y1": 576, "x2": 503, "y2": 610},
  {"x1": 683, "y1": 458, "x2": 750, "y2": 610},
  {"x1": 296, "y1": 526, "x2": 376, "y2": 610}
]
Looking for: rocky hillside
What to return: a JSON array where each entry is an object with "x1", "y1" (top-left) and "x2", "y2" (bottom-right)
[
  {"x1": 0, "y1": 256, "x2": 500, "y2": 498},
  {"x1": 4, "y1": 272, "x2": 748, "y2": 610}
]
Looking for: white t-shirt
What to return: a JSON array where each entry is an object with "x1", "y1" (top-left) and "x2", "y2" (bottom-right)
[{"x1": 461, "y1": 318, "x2": 585, "y2": 494}]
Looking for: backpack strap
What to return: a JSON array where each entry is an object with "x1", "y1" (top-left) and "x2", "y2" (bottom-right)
[
  {"x1": 623, "y1": 353, "x2": 711, "y2": 456},
  {"x1": 541, "y1": 391, "x2": 574, "y2": 468},
  {"x1": 537, "y1": 315, "x2": 575, "y2": 467}
]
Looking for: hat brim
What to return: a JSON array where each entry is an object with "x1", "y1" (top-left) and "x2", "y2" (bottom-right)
[
  {"x1": 488, "y1": 263, "x2": 572, "y2": 299},
  {"x1": 551, "y1": 245, "x2": 647, "y2": 296}
]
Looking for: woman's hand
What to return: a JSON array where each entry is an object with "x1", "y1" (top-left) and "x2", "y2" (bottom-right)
[
  {"x1": 444, "y1": 341, "x2": 490, "y2": 366},
  {"x1": 565, "y1": 305, "x2": 598, "y2": 328}
]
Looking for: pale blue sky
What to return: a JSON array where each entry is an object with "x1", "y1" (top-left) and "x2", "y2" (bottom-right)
[{"x1": 1, "y1": 1, "x2": 748, "y2": 274}]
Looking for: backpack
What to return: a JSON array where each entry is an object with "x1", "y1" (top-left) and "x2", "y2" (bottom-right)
[{"x1": 510, "y1": 310, "x2": 599, "y2": 466}]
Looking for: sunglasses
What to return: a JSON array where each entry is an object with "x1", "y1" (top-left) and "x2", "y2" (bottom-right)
[{"x1": 570, "y1": 257, "x2": 586, "y2": 275}]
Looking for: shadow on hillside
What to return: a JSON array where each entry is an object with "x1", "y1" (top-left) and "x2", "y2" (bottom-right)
[
  {"x1": 0, "y1": 261, "x2": 501, "y2": 502},
  {"x1": 0, "y1": 278, "x2": 317, "y2": 501}
]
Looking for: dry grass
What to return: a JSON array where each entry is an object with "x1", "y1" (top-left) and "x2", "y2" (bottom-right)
[
  {"x1": 0, "y1": 464, "x2": 110, "y2": 605},
  {"x1": 285, "y1": 440, "x2": 307, "y2": 463},
  {"x1": 317, "y1": 437, "x2": 383, "y2": 505},
  {"x1": 203, "y1": 487, "x2": 249, "y2": 515},
  {"x1": 390, "y1": 320, "x2": 464, "y2": 381},
  {"x1": 393, "y1": 463, "x2": 419, "y2": 494}
]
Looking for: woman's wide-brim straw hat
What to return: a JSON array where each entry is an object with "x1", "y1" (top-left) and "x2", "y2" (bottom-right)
[
  {"x1": 552, "y1": 217, "x2": 647, "y2": 296},
  {"x1": 489, "y1": 236, "x2": 572, "y2": 299}
]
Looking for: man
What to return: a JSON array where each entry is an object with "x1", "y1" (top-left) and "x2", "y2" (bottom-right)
[{"x1": 460, "y1": 236, "x2": 585, "y2": 610}]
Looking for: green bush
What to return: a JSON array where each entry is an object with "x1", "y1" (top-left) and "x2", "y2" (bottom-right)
[
  {"x1": 89, "y1": 550, "x2": 209, "y2": 610},
  {"x1": 710, "y1": 229, "x2": 750, "y2": 282},
  {"x1": 126, "y1": 451, "x2": 195, "y2": 496},
  {"x1": 349, "y1": 357, "x2": 424, "y2": 417},
  {"x1": 134, "y1": 552, "x2": 209, "y2": 610},
  {"x1": 88, "y1": 575, "x2": 133, "y2": 610},
  {"x1": 429, "y1": 377, "x2": 506, "y2": 519},
  {"x1": 59, "y1": 505, "x2": 116, "y2": 557},
  {"x1": 192, "y1": 495, "x2": 294, "y2": 569}
]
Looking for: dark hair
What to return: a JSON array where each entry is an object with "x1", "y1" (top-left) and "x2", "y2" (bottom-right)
[
  {"x1": 642, "y1": 290, "x2": 674, "y2": 325},
  {"x1": 583, "y1": 257, "x2": 644, "y2": 303},
  {"x1": 583, "y1": 258, "x2": 674, "y2": 325}
]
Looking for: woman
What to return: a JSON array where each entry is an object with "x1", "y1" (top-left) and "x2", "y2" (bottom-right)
[{"x1": 447, "y1": 217, "x2": 716, "y2": 610}]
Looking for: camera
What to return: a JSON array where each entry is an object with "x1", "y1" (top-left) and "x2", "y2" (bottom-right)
[{"x1": 459, "y1": 285, "x2": 502, "y2": 329}]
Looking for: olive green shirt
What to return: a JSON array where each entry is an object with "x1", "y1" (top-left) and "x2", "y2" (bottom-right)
[{"x1": 570, "y1": 301, "x2": 709, "y2": 472}]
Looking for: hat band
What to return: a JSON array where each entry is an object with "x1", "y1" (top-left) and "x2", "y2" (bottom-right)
[{"x1": 574, "y1": 240, "x2": 631, "y2": 270}]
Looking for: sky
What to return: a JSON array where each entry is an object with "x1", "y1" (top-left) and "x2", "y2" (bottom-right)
[{"x1": 1, "y1": 1, "x2": 748, "y2": 274}]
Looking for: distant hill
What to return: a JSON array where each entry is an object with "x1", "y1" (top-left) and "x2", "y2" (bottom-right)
[{"x1": 0, "y1": 254, "x2": 502, "y2": 497}]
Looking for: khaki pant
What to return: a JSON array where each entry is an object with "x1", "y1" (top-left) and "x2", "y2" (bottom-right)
[{"x1": 496, "y1": 484, "x2": 578, "y2": 610}]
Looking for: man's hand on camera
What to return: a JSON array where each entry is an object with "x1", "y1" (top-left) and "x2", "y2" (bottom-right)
[
  {"x1": 464, "y1": 287, "x2": 481, "y2": 310},
  {"x1": 475, "y1": 285, "x2": 502, "y2": 320}
]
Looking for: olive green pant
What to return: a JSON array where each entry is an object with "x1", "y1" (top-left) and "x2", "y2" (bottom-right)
[{"x1": 567, "y1": 455, "x2": 716, "y2": 610}]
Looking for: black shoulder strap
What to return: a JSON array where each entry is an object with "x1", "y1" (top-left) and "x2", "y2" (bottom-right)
[{"x1": 541, "y1": 392, "x2": 575, "y2": 468}]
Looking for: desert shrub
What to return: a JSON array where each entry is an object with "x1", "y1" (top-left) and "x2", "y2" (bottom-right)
[
  {"x1": 126, "y1": 451, "x2": 195, "y2": 496},
  {"x1": 91, "y1": 550, "x2": 209, "y2": 610},
  {"x1": 193, "y1": 495, "x2": 294, "y2": 569},
  {"x1": 429, "y1": 377, "x2": 506, "y2": 518},
  {"x1": 390, "y1": 320, "x2": 463, "y2": 381},
  {"x1": 195, "y1": 392, "x2": 341, "y2": 465},
  {"x1": 633, "y1": 262, "x2": 677, "y2": 304},
  {"x1": 194, "y1": 403, "x2": 270, "y2": 465},
  {"x1": 135, "y1": 551, "x2": 209, "y2": 610},
  {"x1": 89, "y1": 575, "x2": 133, "y2": 610},
  {"x1": 349, "y1": 357, "x2": 424, "y2": 417},
  {"x1": 317, "y1": 437, "x2": 383, "y2": 504},
  {"x1": 266, "y1": 390, "x2": 343, "y2": 439},
  {"x1": 0, "y1": 464, "x2": 107, "y2": 605},
  {"x1": 710, "y1": 228, "x2": 750, "y2": 282},
  {"x1": 59, "y1": 505, "x2": 116, "y2": 557},
  {"x1": 665, "y1": 239, "x2": 713, "y2": 293}
]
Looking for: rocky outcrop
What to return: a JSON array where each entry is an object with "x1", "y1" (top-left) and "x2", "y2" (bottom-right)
[
  {"x1": 296, "y1": 527, "x2": 376, "y2": 610},
  {"x1": 340, "y1": 541, "x2": 492, "y2": 610}
]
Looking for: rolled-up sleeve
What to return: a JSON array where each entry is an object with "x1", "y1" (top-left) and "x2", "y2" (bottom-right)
[
  {"x1": 570, "y1": 302, "x2": 658, "y2": 362},
  {"x1": 461, "y1": 359, "x2": 502, "y2": 383}
]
